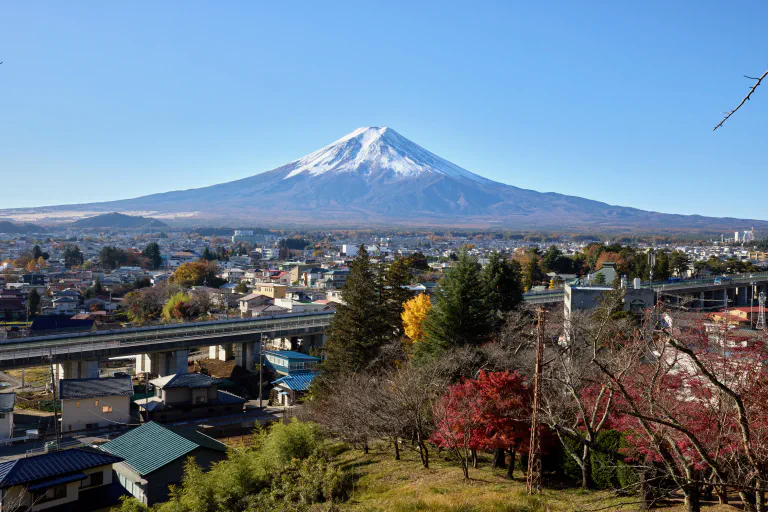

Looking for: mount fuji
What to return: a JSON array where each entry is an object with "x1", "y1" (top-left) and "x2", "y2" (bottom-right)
[{"x1": 5, "y1": 127, "x2": 766, "y2": 232}]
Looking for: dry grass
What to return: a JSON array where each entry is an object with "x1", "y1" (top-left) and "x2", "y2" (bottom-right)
[
  {"x1": 7, "y1": 366, "x2": 50, "y2": 387},
  {"x1": 335, "y1": 444, "x2": 741, "y2": 512}
]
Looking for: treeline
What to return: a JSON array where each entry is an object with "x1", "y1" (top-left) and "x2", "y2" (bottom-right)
[{"x1": 307, "y1": 247, "x2": 768, "y2": 510}]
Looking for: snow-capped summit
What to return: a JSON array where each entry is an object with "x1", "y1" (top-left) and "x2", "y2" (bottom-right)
[{"x1": 284, "y1": 126, "x2": 488, "y2": 183}]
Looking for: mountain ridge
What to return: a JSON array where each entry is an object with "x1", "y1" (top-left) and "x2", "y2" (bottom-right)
[{"x1": 1, "y1": 127, "x2": 765, "y2": 233}]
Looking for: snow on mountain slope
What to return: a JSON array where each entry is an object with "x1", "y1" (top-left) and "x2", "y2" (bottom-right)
[{"x1": 284, "y1": 126, "x2": 489, "y2": 183}]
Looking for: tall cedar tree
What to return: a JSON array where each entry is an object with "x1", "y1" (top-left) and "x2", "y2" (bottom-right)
[
  {"x1": 321, "y1": 246, "x2": 392, "y2": 379},
  {"x1": 417, "y1": 250, "x2": 492, "y2": 360},
  {"x1": 142, "y1": 242, "x2": 163, "y2": 270},
  {"x1": 482, "y1": 251, "x2": 524, "y2": 322},
  {"x1": 27, "y1": 288, "x2": 40, "y2": 316},
  {"x1": 384, "y1": 257, "x2": 414, "y2": 338}
]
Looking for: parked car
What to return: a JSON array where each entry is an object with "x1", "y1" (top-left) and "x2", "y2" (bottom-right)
[{"x1": 714, "y1": 276, "x2": 733, "y2": 285}]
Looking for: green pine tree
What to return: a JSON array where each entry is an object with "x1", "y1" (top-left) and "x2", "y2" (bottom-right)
[
  {"x1": 482, "y1": 251, "x2": 524, "y2": 321},
  {"x1": 383, "y1": 257, "x2": 414, "y2": 339},
  {"x1": 416, "y1": 250, "x2": 492, "y2": 360},
  {"x1": 200, "y1": 246, "x2": 215, "y2": 261},
  {"x1": 27, "y1": 288, "x2": 41, "y2": 317},
  {"x1": 320, "y1": 246, "x2": 391, "y2": 380},
  {"x1": 142, "y1": 242, "x2": 163, "y2": 270}
]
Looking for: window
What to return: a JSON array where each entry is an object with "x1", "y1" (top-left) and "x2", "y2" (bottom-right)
[
  {"x1": 195, "y1": 396, "x2": 205, "y2": 404},
  {"x1": 0, "y1": 414, "x2": 4, "y2": 419},
  {"x1": 94, "y1": 400, "x2": 99, "y2": 407},
  {"x1": 76, "y1": 401, "x2": 80, "y2": 408},
  {"x1": 83, "y1": 471, "x2": 104, "y2": 488},
  {"x1": 102, "y1": 405, "x2": 112, "y2": 413},
  {"x1": 35, "y1": 485, "x2": 67, "y2": 503}
]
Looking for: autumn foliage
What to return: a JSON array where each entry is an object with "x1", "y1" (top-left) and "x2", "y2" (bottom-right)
[
  {"x1": 432, "y1": 371, "x2": 530, "y2": 478},
  {"x1": 401, "y1": 293, "x2": 432, "y2": 343}
]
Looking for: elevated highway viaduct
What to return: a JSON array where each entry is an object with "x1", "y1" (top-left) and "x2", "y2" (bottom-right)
[{"x1": 0, "y1": 312, "x2": 334, "y2": 379}]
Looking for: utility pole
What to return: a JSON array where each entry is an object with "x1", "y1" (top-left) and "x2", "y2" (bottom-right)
[
  {"x1": 258, "y1": 336, "x2": 265, "y2": 408},
  {"x1": 44, "y1": 350, "x2": 61, "y2": 450},
  {"x1": 648, "y1": 250, "x2": 656, "y2": 286},
  {"x1": 757, "y1": 292, "x2": 766, "y2": 331},
  {"x1": 527, "y1": 307, "x2": 545, "y2": 495}
]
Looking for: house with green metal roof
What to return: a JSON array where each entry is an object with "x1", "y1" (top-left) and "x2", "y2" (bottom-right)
[
  {"x1": 100, "y1": 421, "x2": 228, "y2": 505},
  {"x1": 0, "y1": 447, "x2": 124, "y2": 512}
]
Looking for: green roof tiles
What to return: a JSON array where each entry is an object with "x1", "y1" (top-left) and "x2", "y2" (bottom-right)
[{"x1": 100, "y1": 422, "x2": 227, "y2": 476}]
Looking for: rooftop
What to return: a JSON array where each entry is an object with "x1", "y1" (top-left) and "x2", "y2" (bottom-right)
[
  {"x1": 100, "y1": 422, "x2": 226, "y2": 476},
  {"x1": 59, "y1": 376, "x2": 134, "y2": 400},
  {"x1": 150, "y1": 372, "x2": 218, "y2": 389},
  {"x1": 264, "y1": 350, "x2": 321, "y2": 361},
  {"x1": 0, "y1": 447, "x2": 124, "y2": 489}
]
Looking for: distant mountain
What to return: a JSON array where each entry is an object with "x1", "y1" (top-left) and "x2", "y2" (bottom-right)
[
  {"x1": 2, "y1": 127, "x2": 766, "y2": 233},
  {"x1": 70, "y1": 213, "x2": 168, "y2": 229},
  {"x1": 0, "y1": 221, "x2": 43, "y2": 234}
]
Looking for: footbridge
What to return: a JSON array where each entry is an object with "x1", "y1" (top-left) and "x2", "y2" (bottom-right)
[
  {"x1": 0, "y1": 311, "x2": 334, "y2": 377},
  {"x1": 524, "y1": 271, "x2": 768, "y2": 308}
]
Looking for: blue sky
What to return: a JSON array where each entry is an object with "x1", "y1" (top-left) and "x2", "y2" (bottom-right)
[{"x1": 1, "y1": 1, "x2": 767, "y2": 219}]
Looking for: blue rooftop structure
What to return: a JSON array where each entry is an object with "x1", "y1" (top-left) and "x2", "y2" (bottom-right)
[
  {"x1": 272, "y1": 372, "x2": 317, "y2": 391},
  {"x1": 264, "y1": 350, "x2": 320, "y2": 375}
]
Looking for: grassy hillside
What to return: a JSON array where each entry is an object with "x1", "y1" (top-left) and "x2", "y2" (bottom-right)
[{"x1": 335, "y1": 443, "x2": 738, "y2": 512}]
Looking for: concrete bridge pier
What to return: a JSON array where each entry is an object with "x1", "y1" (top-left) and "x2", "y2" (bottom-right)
[
  {"x1": 234, "y1": 339, "x2": 260, "y2": 372},
  {"x1": 736, "y1": 286, "x2": 749, "y2": 306},
  {"x1": 135, "y1": 349, "x2": 190, "y2": 377},
  {"x1": 56, "y1": 359, "x2": 100, "y2": 380},
  {"x1": 208, "y1": 344, "x2": 235, "y2": 361}
]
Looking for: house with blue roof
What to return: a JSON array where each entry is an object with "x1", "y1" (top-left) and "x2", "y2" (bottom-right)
[
  {"x1": 271, "y1": 372, "x2": 316, "y2": 406},
  {"x1": 0, "y1": 447, "x2": 124, "y2": 511},
  {"x1": 263, "y1": 350, "x2": 320, "y2": 376}
]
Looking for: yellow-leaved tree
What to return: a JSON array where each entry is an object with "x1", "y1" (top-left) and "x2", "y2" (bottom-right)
[{"x1": 401, "y1": 293, "x2": 432, "y2": 344}]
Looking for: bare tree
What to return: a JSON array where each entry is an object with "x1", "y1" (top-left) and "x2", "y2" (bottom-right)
[{"x1": 714, "y1": 68, "x2": 768, "y2": 130}]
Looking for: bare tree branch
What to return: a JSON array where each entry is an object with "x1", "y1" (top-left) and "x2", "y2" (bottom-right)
[{"x1": 713, "y1": 68, "x2": 768, "y2": 131}]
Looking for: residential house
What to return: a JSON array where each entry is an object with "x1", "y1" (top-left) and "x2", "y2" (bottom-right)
[
  {"x1": 288, "y1": 264, "x2": 315, "y2": 284},
  {"x1": 22, "y1": 273, "x2": 47, "y2": 286},
  {"x1": 301, "y1": 268, "x2": 327, "y2": 288},
  {"x1": 59, "y1": 377, "x2": 134, "y2": 432},
  {"x1": 168, "y1": 251, "x2": 197, "y2": 269},
  {"x1": 238, "y1": 293, "x2": 270, "y2": 316},
  {"x1": 221, "y1": 268, "x2": 246, "y2": 283},
  {"x1": 0, "y1": 393, "x2": 14, "y2": 443},
  {"x1": 101, "y1": 422, "x2": 227, "y2": 505},
  {"x1": 264, "y1": 350, "x2": 320, "y2": 376},
  {"x1": 137, "y1": 373, "x2": 246, "y2": 423},
  {"x1": 0, "y1": 299, "x2": 25, "y2": 322},
  {"x1": 49, "y1": 296, "x2": 78, "y2": 315},
  {"x1": 273, "y1": 298, "x2": 326, "y2": 313},
  {"x1": 320, "y1": 269, "x2": 349, "y2": 289},
  {"x1": 250, "y1": 304, "x2": 290, "y2": 317},
  {"x1": 251, "y1": 283, "x2": 287, "y2": 299},
  {"x1": 0, "y1": 448, "x2": 124, "y2": 512},
  {"x1": 271, "y1": 372, "x2": 316, "y2": 406}
]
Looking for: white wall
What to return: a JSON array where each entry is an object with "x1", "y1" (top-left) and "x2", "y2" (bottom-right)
[{"x1": 61, "y1": 395, "x2": 130, "y2": 432}]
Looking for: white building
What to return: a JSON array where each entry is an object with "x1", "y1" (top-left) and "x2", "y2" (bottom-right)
[{"x1": 59, "y1": 377, "x2": 134, "y2": 432}]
